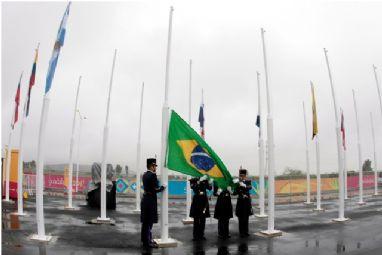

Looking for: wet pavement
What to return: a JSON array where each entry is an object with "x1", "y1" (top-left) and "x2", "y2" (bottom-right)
[{"x1": 2, "y1": 191, "x2": 382, "y2": 255}]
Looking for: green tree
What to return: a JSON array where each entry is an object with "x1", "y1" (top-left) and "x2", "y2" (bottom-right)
[
  {"x1": 282, "y1": 167, "x2": 305, "y2": 177},
  {"x1": 115, "y1": 164, "x2": 123, "y2": 177},
  {"x1": 362, "y1": 159, "x2": 372, "y2": 172}
]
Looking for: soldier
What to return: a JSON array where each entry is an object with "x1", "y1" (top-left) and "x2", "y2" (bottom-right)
[
  {"x1": 140, "y1": 158, "x2": 165, "y2": 248},
  {"x1": 233, "y1": 169, "x2": 253, "y2": 237},
  {"x1": 189, "y1": 175, "x2": 212, "y2": 241},
  {"x1": 214, "y1": 182, "x2": 233, "y2": 239}
]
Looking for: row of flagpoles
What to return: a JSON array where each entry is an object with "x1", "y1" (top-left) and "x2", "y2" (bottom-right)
[{"x1": 3, "y1": 2, "x2": 382, "y2": 244}]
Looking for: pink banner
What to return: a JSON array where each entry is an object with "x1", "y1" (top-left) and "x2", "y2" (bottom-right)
[
  {"x1": 25, "y1": 174, "x2": 91, "y2": 192},
  {"x1": 347, "y1": 174, "x2": 375, "y2": 189}
]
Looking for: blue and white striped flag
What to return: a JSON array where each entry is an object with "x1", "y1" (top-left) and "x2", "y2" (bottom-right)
[{"x1": 45, "y1": 2, "x2": 71, "y2": 94}]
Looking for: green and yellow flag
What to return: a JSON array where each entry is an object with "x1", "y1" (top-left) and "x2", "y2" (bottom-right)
[
  {"x1": 311, "y1": 83, "x2": 318, "y2": 139},
  {"x1": 166, "y1": 110, "x2": 233, "y2": 188}
]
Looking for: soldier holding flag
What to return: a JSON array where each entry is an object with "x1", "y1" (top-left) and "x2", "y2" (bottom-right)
[{"x1": 233, "y1": 169, "x2": 253, "y2": 237}]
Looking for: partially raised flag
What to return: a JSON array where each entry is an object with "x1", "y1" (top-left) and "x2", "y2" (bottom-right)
[
  {"x1": 12, "y1": 73, "x2": 22, "y2": 129},
  {"x1": 166, "y1": 110, "x2": 233, "y2": 188},
  {"x1": 45, "y1": 2, "x2": 71, "y2": 94},
  {"x1": 311, "y1": 83, "x2": 318, "y2": 139},
  {"x1": 198, "y1": 103, "x2": 205, "y2": 139},
  {"x1": 340, "y1": 108, "x2": 346, "y2": 150},
  {"x1": 26, "y1": 46, "x2": 39, "y2": 117}
]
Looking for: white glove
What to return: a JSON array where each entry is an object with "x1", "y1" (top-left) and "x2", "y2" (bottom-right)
[
  {"x1": 239, "y1": 182, "x2": 246, "y2": 188},
  {"x1": 162, "y1": 184, "x2": 167, "y2": 189},
  {"x1": 200, "y1": 175, "x2": 208, "y2": 182},
  {"x1": 233, "y1": 178, "x2": 239, "y2": 184},
  {"x1": 217, "y1": 188, "x2": 222, "y2": 195},
  {"x1": 227, "y1": 186, "x2": 232, "y2": 193},
  {"x1": 208, "y1": 178, "x2": 213, "y2": 184}
]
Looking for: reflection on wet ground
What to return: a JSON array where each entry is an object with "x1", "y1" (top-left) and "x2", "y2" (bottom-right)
[{"x1": 2, "y1": 194, "x2": 382, "y2": 254}]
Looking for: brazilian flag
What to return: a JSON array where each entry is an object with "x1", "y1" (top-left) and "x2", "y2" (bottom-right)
[{"x1": 166, "y1": 110, "x2": 233, "y2": 189}]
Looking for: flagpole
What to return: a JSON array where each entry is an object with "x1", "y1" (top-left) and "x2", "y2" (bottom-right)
[
  {"x1": 370, "y1": 112, "x2": 378, "y2": 196},
  {"x1": 373, "y1": 65, "x2": 382, "y2": 117},
  {"x1": 183, "y1": 59, "x2": 193, "y2": 224},
  {"x1": 66, "y1": 76, "x2": 81, "y2": 210},
  {"x1": 302, "y1": 101, "x2": 311, "y2": 205},
  {"x1": 343, "y1": 147, "x2": 348, "y2": 199},
  {"x1": 155, "y1": 6, "x2": 177, "y2": 247},
  {"x1": 75, "y1": 111, "x2": 85, "y2": 193},
  {"x1": 255, "y1": 71, "x2": 267, "y2": 218},
  {"x1": 323, "y1": 48, "x2": 348, "y2": 222},
  {"x1": 96, "y1": 49, "x2": 117, "y2": 223},
  {"x1": 133, "y1": 82, "x2": 144, "y2": 213},
  {"x1": 260, "y1": 28, "x2": 281, "y2": 236},
  {"x1": 4, "y1": 72, "x2": 23, "y2": 203},
  {"x1": 15, "y1": 92, "x2": 29, "y2": 215},
  {"x1": 352, "y1": 90, "x2": 366, "y2": 205}
]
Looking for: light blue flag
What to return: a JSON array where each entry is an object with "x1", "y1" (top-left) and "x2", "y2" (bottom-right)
[{"x1": 45, "y1": 2, "x2": 71, "y2": 94}]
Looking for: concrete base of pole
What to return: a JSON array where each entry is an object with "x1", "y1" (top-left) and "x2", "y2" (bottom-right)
[
  {"x1": 357, "y1": 202, "x2": 367, "y2": 206},
  {"x1": 256, "y1": 230, "x2": 283, "y2": 238},
  {"x1": 255, "y1": 214, "x2": 268, "y2": 218},
  {"x1": 182, "y1": 218, "x2": 194, "y2": 225},
  {"x1": 303, "y1": 202, "x2": 313, "y2": 205},
  {"x1": 344, "y1": 197, "x2": 350, "y2": 200},
  {"x1": 153, "y1": 238, "x2": 178, "y2": 248},
  {"x1": 63, "y1": 206, "x2": 78, "y2": 210},
  {"x1": 332, "y1": 218, "x2": 350, "y2": 223},
  {"x1": 313, "y1": 208, "x2": 325, "y2": 212},
  {"x1": 89, "y1": 217, "x2": 115, "y2": 225},
  {"x1": 2, "y1": 199, "x2": 15, "y2": 204},
  {"x1": 29, "y1": 234, "x2": 53, "y2": 242},
  {"x1": 11, "y1": 212, "x2": 28, "y2": 216},
  {"x1": 132, "y1": 209, "x2": 141, "y2": 214}
]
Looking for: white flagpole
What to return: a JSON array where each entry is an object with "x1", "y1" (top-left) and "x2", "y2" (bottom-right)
[
  {"x1": 260, "y1": 28, "x2": 281, "y2": 236},
  {"x1": 256, "y1": 71, "x2": 267, "y2": 218},
  {"x1": 183, "y1": 59, "x2": 193, "y2": 223},
  {"x1": 314, "y1": 134, "x2": 323, "y2": 211},
  {"x1": 155, "y1": 6, "x2": 177, "y2": 247},
  {"x1": 352, "y1": 90, "x2": 366, "y2": 205},
  {"x1": 15, "y1": 93, "x2": 29, "y2": 215},
  {"x1": 33, "y1": 92, "x2": 51, "y2": 240},
  {"x1": 373, "y1": 65, "x2": 382, "y2": 117},
  {"x1": 370, "y1": 112, "x2": 378, "y2": 196},
  {"x1": 97, "y1": 49, "x2": 117, "y2": 222},
  {"x1": 75, "y1": 111, "x2": 85, "y2": 193},
  {"x1": 4, "y1": 72, "x2": 23, "y2": 203},
  {"x1": 134, "y1": 82, "x2": 144, "y2": 213},
  {"x1": 302, "y1": 101, "x2": 311, "y2": 205},
  {"x1": 343, "y1": 148, "x2": 348, "y2": 199},
  {"x1": 66, "y1": 76, "x2": 81, "y2": 209},
  {"x1": 323, "y1": 48, "x2": 347, "y2": 222}
]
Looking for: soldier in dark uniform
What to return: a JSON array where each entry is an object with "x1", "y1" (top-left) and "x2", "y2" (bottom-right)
[
  {"x1": 214, "y1": 182, "x2": 233, "y2": 239},
  {"x1": 189, "y1": 175, "x2": 212, "y2": 241},
  {"x1": 233, "y1": 169, "x2": 253, "y2": 237},
  {"x1": 140, "y1": 158, "x2": 165, "y2": 248}
]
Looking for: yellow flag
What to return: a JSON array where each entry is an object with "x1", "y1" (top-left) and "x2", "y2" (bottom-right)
[{"x1": 311, "y1": 83, "x2": 318, "y2": 139}]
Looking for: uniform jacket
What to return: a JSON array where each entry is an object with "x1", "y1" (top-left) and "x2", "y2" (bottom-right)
[
  {"x1": 213, "y1": 184, "x2": 233, "y2": 220},
  {"x1": 140, "y1": 170, "x2": 164, "y2": 223},
  {"x1": 190, "y1": 179, "x2": 212, "y2": 218},
  {"x1": 233, "y1": 179, "x2": 253, "y2": 217}
]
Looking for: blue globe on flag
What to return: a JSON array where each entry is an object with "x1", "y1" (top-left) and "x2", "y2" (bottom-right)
[{"x1": 190, "y1": 145, "x2": 215, "y2": 171}]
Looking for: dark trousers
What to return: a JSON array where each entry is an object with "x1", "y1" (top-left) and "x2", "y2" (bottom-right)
[
  {"x1": 193, "y1": 217, "x2": 206, "y2": 239},
  {"x1": 218, "y1": 218, "x2": 230, "y2": 238},
  {"x1": 141, "y1": 222, "x2": 153, "y2": 245},
  {"x1": 238, "y1": 216, "x2": 249, "y2": 235}
]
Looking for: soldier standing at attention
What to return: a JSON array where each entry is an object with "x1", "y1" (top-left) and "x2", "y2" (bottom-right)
[
  {"x1": 214, "y1": 182, "x2": 233, "y2": 239},
  {"x1": 140, "y1": 158, "x2": 165, "y2": 248},
  {"x1": 233, "y1": 169, "x2": 253, "y2": 237},
  {"x1": 189, "y1": 175, "x2": 212, "y2": 241}
]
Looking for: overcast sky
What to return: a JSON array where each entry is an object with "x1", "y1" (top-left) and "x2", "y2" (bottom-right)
[{"x1": 2, "y1": 0, "x2": 382, "y2": 176}]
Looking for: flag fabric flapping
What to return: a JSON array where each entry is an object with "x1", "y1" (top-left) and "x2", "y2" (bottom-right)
[
  {"x1": 12, "y1": 74, "x2": 22, "y2": 129},
  {"x1": 340, "y1": 108, "x2": 346, "y2": 150},
  {"x1": 45, "y1": 2, "x2": 71, "y2": 94},
  {"x1": 198, "y1": 103, "x2": 205, "y2": 139},
  {"x1": 26, "y1": 47, "x2": 39, "y2": 117},
  {"x1": 311, "y1": 83, "x2": 318, "y2": 139},
  {"x1": 166, "y1": 110, "x2": 233, "y2": 189}
]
